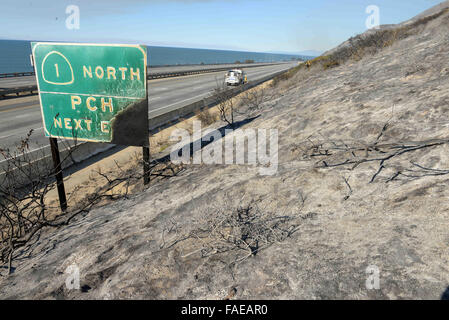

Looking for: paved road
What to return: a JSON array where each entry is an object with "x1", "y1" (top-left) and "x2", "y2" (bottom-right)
[
  {"x1": 0, "y1": 62, "x2": 281, "y2": 89},
  {"x1": 0, "y1": 62, "x2": 297, "y2": 152},
  {"x1": 0, "y1": 76, "x2": 36, "y2": 88}
]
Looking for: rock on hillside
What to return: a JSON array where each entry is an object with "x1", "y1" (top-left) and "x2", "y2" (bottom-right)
[{"x1": 1, "y1": 5, "x2": 449, "y2": 299}]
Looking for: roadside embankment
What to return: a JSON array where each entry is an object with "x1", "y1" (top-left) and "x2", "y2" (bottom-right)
[{"x1": 1, "y1": 4, "x2": 449, "y2": 299}]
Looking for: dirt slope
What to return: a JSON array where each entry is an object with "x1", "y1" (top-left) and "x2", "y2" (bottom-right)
[
  {"x1": 324, "y1": 1, "x2": 449, "y2": 57},
  {"x1": 1, "y1": 5, "x2": 449, "y2": 299}
]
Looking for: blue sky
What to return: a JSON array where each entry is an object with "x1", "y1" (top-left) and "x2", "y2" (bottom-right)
[{"x1": 0, "y1": 0, "x2": 444, "y2": 53}]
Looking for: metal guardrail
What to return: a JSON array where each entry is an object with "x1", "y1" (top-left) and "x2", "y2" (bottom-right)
[
  {"x1": 149, "y1": 68, "x2": 228, "y2": 79},
  {"x1": 0, "y1": 63, "x2": 281, "y2": 79},
  {"x1": 0, "y1": 85, "x2": 37, "y2": 97},
  {"x1": 0, "y1": 71, "x2": 35, "y2": 78},
  {"x1": 147, "y1": 63, "x2": 280, "y2": 79}
]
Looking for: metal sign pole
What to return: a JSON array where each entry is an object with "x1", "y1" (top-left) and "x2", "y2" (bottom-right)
[
  {"x1": 143, "y1": 145, "x2": 150, "y2": 185},
  {"x1": 49, "y1": 137, "x2": 67, "y2": 211},
  {"x1": 143, "y1": 89, "x2": 150, "y2": 185}
]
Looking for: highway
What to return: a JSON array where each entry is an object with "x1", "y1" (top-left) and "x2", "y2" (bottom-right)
[
  {"x1": 0, "y1": 76, "x2": 36, "y2": 88},
  {"x1": 0, "y1": 62, "x2": 297, "y2": 153},
  {"x1": 0, "y1": 62, "x2": 280, "y2": 90}
]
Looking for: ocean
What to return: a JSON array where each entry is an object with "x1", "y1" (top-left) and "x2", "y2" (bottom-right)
[{"x1": 0, "y1": 39, "x2": 309, "y2": 74}]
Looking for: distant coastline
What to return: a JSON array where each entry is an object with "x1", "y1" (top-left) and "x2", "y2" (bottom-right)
[{"x1": 0, "y1": 39, "x2": 314, "y2": 74}]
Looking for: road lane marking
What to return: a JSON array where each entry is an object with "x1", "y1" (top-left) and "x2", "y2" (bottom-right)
[
  {"x1": 14, "y1": 114, "x2": 30, "y2": 119},
  {"x1": 0, "y1": 142, "x2": 53, "y2": 164},
  {"x1": 0, "y1": 126, "x2": 43, "y2": 140},
  {"x1": 150, "y1": 87, "x2": 168, "y2": 92},
  {"x1": 196, "y1": 84, "x2": 212, "y2": 89},
  {"x1": 0, "y1": 134, "x2": 14, "y2": 139},
  {"x1": 157, "y1": 92, "x2": 210, "y2": 110},
  {"x1": 0, "y1": 103, "x2": 41, "y2": 113}
]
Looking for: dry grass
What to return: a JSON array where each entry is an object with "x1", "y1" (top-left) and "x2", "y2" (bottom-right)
[
  {"x1": 271, "y1": 63, "x2": 305, "y2": 87},
  {"x1": 270, "y1": 7, "x2": 449, "y2": 88},
  {"x1": 329, "y1": 7, "x2": 449, "y2": 66},
  {"x1": 195, "y1": 108, "x2": 219, "y2": 126}
]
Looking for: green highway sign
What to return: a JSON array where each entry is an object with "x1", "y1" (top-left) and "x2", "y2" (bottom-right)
[{"x1": 32, "y1": 42, "x2": 149, "y2": 146}]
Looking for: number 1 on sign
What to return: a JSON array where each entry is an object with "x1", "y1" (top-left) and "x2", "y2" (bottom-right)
[{"x1": 54, "y1": 64, "x2": 59, "y2": 77}]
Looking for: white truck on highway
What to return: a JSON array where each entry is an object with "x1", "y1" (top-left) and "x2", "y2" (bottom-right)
[{"x1": 224, "y1": 69, "x2": 247, "y2": 86}]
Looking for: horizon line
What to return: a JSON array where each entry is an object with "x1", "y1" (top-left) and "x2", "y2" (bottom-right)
[{"x1": 0, "y1": 37, "x2": 318, "y2": 57}]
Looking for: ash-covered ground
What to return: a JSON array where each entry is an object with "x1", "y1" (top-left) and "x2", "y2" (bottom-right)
[{"x1": 1, "y1": 3, "x2": 449, "y2": 300}]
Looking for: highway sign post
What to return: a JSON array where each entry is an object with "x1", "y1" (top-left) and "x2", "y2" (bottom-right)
[
  {"x1": 32, "y1": 42, "x2": 150, "y2": 210},
  {"x1": 49, "y1": 137, "x2": 67, "y2": 211}
]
